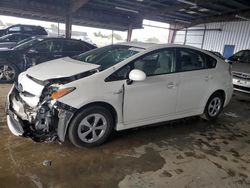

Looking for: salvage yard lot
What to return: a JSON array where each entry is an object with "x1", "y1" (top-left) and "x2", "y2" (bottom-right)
[{"x1": 0, "y1": 84, "x2": 250, "y2": 187}]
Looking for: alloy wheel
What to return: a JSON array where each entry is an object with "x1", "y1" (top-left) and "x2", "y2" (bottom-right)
[
  {"x1": 208, "y1": 97, "x2": 221, "y2": 117},
  {"x1": 0, "y1": 65, "x2": 15, "y2": 81},
  {"x1": 77, "y1": 113, "x2": 107, "y2": 143}
]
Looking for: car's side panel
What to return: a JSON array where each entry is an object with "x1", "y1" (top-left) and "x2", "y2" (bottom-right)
[
  {"x1": 57, "y1": 75, "x2": 125, "y2": 124},
  {"x1": 205, "y1": 60, "x2": 233, "y2": 107},
  {"x1": 175, "y1": 69, "x2": 211, "y2": 114},
  {"x1": 123, "y1": 74, "x2": 179, "y2": 124}
]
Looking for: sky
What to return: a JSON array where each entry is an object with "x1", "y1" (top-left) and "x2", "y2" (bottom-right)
[{"x1": 0, "y1": 15, "x2": 170, "y2": 46}]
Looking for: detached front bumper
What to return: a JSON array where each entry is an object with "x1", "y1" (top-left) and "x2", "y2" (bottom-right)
[
  {"x1": 5, "y1": 85, "x2": 25, "y2": 136},
  {"x1": 5, "y1": 84, "x2": 77, "y2": 142}
]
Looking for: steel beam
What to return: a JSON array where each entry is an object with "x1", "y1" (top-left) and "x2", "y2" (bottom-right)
[{"x1": 127, "y1": 24, "x2": 133, "y2": 42}]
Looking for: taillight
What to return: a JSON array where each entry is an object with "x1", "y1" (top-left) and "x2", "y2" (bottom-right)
[{"x1": 229, "y1": 64, "x2": 232, "y2": 76}]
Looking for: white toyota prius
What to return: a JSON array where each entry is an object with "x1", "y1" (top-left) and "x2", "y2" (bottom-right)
[{"x1": 6, "y1": 42, "x2": 233, "y2": 147}]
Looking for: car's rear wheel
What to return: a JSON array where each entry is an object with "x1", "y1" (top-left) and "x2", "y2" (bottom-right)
[
  {"x1": 68, "y1": 106, "x2": 114, "y2": 148},
  {"x1": 203, "y1": 92, "x2": 224, "y2": 120},
  {"x1": 0, "y1": 63, "x2": 18, "y2": 83}
]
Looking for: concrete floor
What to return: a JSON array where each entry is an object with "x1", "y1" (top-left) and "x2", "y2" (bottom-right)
[{"x1": 0, "y1": 84, "x2": 250, "y2": 188}]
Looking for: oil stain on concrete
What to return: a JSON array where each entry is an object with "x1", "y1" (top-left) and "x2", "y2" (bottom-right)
[{"x1": 0, "y1": 84, "x2": 250, "y2": 188}]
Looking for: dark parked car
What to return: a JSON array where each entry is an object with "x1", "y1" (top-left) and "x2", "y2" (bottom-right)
[
  {"x1": 208, "y1": 51, "x2": 225, "y2": 60},
  {"x1": 0, "y1": 37, "x2": 96, "y2": 82},
  {"x1": 228, "y1": 50, "x2": 250, "y2": 64},
  {"x1": 0, "y1": 24, "x2": 47, "y2": 37},
  {"x1": 0, "y1": 33, "x2": 33, "y2": 49}
]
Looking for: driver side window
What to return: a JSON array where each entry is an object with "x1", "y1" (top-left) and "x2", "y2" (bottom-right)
[
  {"x1": 106, "y1": 48, "x2": 176, "y2": 81},
  {"x1": 32, "y1": 40, "x2": 62, "y2": 53},
  {"x1": 133, "y1": 49, "x2": 175, "y2": 76},
  {"x1": 32, "y1": 40, "x2": 52, "y2": 53}
]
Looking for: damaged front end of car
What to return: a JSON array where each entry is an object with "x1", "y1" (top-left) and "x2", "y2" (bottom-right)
[{"x1": 5, "y1": 71, "x2": 95, "y2": 143}]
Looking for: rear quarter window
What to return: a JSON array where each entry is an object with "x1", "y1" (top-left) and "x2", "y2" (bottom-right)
[{"x1": 205, "y1": 53, "x2": 217, "y2": 68}]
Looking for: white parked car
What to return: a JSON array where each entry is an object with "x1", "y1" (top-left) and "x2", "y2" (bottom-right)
[{"x1": 6, "y1": 42, "x2": 233, "y2": 147}]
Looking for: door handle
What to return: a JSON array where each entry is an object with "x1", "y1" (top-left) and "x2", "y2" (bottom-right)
[
  {"x1": 167, "y1": 82, "x2": 176, "y2": 89},
  {"x1": 204, "y1": 76, "x2": 210, "y2": 81}
]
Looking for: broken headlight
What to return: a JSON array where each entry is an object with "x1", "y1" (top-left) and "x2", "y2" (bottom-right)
[{"x1": 51, "y1": 87, "x2": 76, "y2": 100}]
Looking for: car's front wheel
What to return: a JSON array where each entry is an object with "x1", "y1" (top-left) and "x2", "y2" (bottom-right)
[
  {"x1": 68, "y1": 106, "x2": 114, "y2": 148},
  {"x1": 0, "y1": 63, "x2": 18, "y2": 83},
  {"x1": 203, "y1": 92, "x2": 224, "y2": 120}
]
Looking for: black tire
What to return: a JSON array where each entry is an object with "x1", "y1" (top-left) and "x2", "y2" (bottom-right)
[
  {"x1": 0, "y1": 62, "x2": 19, "y2": 83},
  {"x1": 68, "y1": 106, "x2": 114, "y2": 148},
  {"x1": 203, "y1": 92, "x2": 224, "y2": 121}
]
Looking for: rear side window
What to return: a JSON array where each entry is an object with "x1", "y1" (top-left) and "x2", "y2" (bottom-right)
[
  {"x1": 63, "y1": 40, "x2": 88, "y2": 52},
  {"x1": 178, "y1": 48, "x2": 207, "y2": 72},
  {"x1": 204, "y1": 53, "x2": 217, "y2": 68},
  {"x1": 23, "y1": 26, "x2": 33, "y2": 32}
]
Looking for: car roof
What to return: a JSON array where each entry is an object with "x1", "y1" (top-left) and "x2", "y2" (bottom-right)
[
  {"x1": 6, "y1": 33, "x2": 32, "y2": 36},
  {"x1": 117, "y1": 42, "x2": 206, "y2": 51},
  {"x1": 10, "y1": 24, "x2": 42, "y2": 27},
  {"x1": 36, "y1": 37, "x2": 95, "y2": 46}
]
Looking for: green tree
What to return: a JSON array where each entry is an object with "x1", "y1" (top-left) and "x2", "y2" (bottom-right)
[
  {"x1": 50, "y1": 24, "x2": 58, "y2": 32},
  {"x1": 94, "y1": 31, "x2": 109, "y2": 38},
  {"x1": 132, "y1": 38, "x2": 139, "y2": 42},
  {"x1": 112, "y1": 33, "x2": 123, "y2": 41},
  {"x1": 146, "y1": 37, "x2": 160, "y2": 43}
]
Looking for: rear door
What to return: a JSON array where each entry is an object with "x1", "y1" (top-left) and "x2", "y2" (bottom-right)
[{"x1": 175, "y1": 48, "x2": 212, "y2": 114}]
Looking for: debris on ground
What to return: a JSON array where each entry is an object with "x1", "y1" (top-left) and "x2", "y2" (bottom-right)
[{"x1": 42, "y1": 160, "x2": 52, "y2": 167}]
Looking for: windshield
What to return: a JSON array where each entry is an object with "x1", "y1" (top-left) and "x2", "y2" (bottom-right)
[
  {"x1": 234, "y1": 50, "x2": 245, "y2": 57},
  {"x1": 74, "y1": 45, "x2": 143, "y2": 71},
  {"x1": 233, "y1": 50, "x2": 250, "y2": 63},
  {"x1": 13, "y1": 38, "x2": 43, "y2": 50}
]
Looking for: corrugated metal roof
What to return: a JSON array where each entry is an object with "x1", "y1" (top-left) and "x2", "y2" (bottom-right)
[{"x1": 0, "y1": 0, "x2": 250, "y2": 30}]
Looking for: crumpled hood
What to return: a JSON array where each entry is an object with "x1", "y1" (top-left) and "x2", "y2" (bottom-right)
[
  {"x1": 26, "y1": 57, "x2": 100, "y2": 81},
  {"x1": 232, "y1": 63, "x2": 250, "y2": 74}
]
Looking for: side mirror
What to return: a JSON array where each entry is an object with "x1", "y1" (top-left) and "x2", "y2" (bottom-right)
[{"x1": 128, "y1": 69, "x2": 146, "y2": 82}]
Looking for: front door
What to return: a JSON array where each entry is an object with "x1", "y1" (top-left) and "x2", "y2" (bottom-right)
[
  {"x1": 123, "y1": 48, "x2": 179, "y2": 124},
  {"x1": 25, "y1": 39, "x2": 63, "y2": 67}
]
